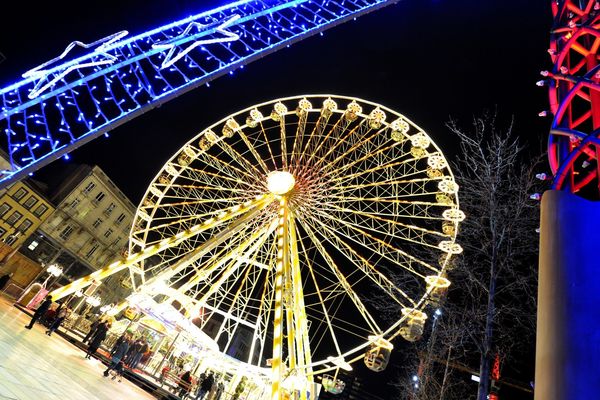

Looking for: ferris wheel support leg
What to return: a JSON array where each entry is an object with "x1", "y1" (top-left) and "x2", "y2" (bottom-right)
[
  {"x1": 272, "y1": 198, "x2": 290, "y2": 400},
  {"x1": 535, "y1": 190, "x2": 600, "y2": 400}
]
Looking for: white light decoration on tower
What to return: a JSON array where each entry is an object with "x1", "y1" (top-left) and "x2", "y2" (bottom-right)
[{"x1": 267, "y1": 171, "x2": 296, "y2": 195}]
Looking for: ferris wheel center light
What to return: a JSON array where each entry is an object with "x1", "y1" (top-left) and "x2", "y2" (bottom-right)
[{"x1": 267, "y1": 171, "x2": 295, "y2": 195}]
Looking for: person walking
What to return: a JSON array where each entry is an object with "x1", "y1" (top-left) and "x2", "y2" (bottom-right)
[
  {"x1": 103, "y1": 335, "x2": 130, "y2": 377},
  {"x1": 83, "y1": 317, "x2": 103, "y2": 344},
  {"x1": 45, "y1": 305, "x2": 70, "y2": 336},
  {"x1": 196, "y1": 371, "x2": 214, "y2": 400},
  {"x1": 24, "y1": 294, "x2": 53, "y2": 329},
  {"x1": 85, "y1": 320, "x2": 110, "y2": 359}
]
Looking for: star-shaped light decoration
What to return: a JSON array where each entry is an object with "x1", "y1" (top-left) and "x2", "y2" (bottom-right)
[
  {"x1": 152, "y1": 14, "x2": 241, "y2": 70},
  {"x1": 22, "y1": 30, "x2": 129, "y2": 99}
]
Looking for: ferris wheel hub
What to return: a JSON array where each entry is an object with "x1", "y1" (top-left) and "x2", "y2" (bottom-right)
[{"x1": 267, "y1": 171, "x2": 295, "y2": 195}]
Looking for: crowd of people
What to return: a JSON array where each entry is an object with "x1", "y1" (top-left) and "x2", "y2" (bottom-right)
[
  {"x1": 24, "y1": 294, "x2": 72, "y2": 333},
  {"x1": 23, "y1": 295, "x2": 241, "y2": 399},
  {"x1": 169, "y1": 368, "x2": 226, "y2": 400}
]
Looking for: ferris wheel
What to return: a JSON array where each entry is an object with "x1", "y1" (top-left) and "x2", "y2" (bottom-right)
[{"x1": 127, "y1": 94, "x2": 463, "y2": 394}]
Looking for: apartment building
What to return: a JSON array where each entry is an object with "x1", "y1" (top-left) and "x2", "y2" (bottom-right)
[{"x1": 20, "y1": 164, "x2": 136, "y2": 304}]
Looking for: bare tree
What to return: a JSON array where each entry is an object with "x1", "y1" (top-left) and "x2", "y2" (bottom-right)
[{"x1": 390, "y1": 111, "x2": 544, "y2": 399}]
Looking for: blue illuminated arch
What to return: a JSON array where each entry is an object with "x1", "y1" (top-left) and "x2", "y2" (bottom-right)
[{"x1": 0, "y1": 0, "x2": 399, "y2": 188}]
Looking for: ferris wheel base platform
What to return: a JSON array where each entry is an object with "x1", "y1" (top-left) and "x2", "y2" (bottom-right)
[{"x1": 536, "y1": 189, "x2": 600, "y2": 400}]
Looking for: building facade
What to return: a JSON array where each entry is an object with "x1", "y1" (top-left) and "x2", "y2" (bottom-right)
[
  {"x1": 0, "y1": 181, "x2": 54, "y2": 249},
  {"x1": 0, "y1": 152, "x2": 56, "y2": 294},
  {"x1": 20, "y1": 164, "x2": 136, "y2": 304}
]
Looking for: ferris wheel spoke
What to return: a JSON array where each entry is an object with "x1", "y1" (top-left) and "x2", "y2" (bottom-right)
[
  {"x1": 256, "y1": 120, "x2": 279, "y2": 171},
  {"x1": 299, "y1": 214, "x2": 418, "y2": 305},
  {"x1": 301, "y1": 221, "x2": 383, "y2": 334},
  {"x1": 213, "y1": 260, "x2": 256, "y2": 347},
  {"x1": 291, "y1": 104, "x2": 309, "y2": 167},
  {"x1": 326, "y1": 152, "x2": 429, "y2": 184},
  {"x1": 306, "y1": 208, "x2": 438, "y2": 276},
  {"x1": 303, "y1": 112, "x2": 353, "y2": 169},
  {"x1": 321, "y1": 138, "x2": 402, "y2": 180},
  {"x1": 185, "y1": 221, "x2": 277, "y2": 318},
  {"x1": 296, "y1": 230, "x2": 345, "y2": 358},
  {"x1": 235, "y1": 128, "x2": 271, "y2": 175},
  {"x1": 166, "y1": 222, "x2": 275, "y2": 312},
  {"x1": 278, "y1": 118, "x2": 289, "y2": 170},
  {"x1": 178, "y1": 162, "x2": 258, "y2": 192},
  {"x1": 322, "y1": 203, "x2": 447, "y2": 248},
  {"x1": 142, "y1": 196, "x2": 275, "y2": 288},
  {"x1": 294, "y1": 107, "x2": 339, "y2": 169},
  {"x1": 205, "y1": 140, "x2": 266, "y2": 183},
  {"x1": 316, "y1": 121, "x2": 381, "y2": 173}
]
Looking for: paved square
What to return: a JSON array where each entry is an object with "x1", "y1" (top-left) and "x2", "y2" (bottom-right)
[{"x1": 0, "y1": 296, "x2": 156, "y2": 400}]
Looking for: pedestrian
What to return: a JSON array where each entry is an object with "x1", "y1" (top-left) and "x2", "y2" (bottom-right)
[
  {"x1": 134, "y1": 337, "x2": 150, "y2": 369},
  {"x1": 85, "y1": 320, "x2": 110, "y2": 359},
  {"x1": 110, "y1": 332, "x2": 130, "y2": 356},
  {"x1": 46, "y1": 305, "x2": 70, "y2": 336},
  {"x1": 215, "y1": 380, "x2": 225, "y2": 400},
  {"x1": 83, "y1": 317, "x2": 103, "y2": 344},
  {"x1": 104, "y1": 334, "x2": 130, "y2": 377},
  {"x1": 24, "y1": 294, "x2": 53, "y2": 329},
  {"x1": 177, "y1": 369, "x2": 193, "y2": 399},
  {"x1": 125, "y1": 337, "x2": 145, "y2": 369},
  {"x1": 40, "y1": 302, "x2": 58, "y2": 327},
  {"x1": 196, "y1": 371, "x2": 214, "y2": 400},
  {"x1": 0, "y1": 272, "x2": 13, "y2": 291}
]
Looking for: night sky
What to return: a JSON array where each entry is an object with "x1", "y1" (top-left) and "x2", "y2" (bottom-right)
[{"x1": 0, "y1": 1, "x2": 552, "y2": 398}]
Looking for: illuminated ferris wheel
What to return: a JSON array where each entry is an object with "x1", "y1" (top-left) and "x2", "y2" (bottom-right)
[{"x1": 128, "y1": 94, "x2": 463, "y2": 395}]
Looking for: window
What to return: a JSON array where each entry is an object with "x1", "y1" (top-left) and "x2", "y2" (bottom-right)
[
  {"x1": 115, "y1": 213, "x2": 126, "y2": 225},
  {"x1": 0, "y1": 203, "x2": 11, "y2": 217},
  {"x1": 69, "y1": 198, "x2": 81, "y2": 209},
  {"x1": 114, "y1": 236, "x2": 122, "y2": 245},
  {"x1": 104, "y1": 228, "x2": 113, "y2": 238},
  {"x1": 33, "y1": 204, "x2": 48, "y2": 218},
  {"x1": 0, "y1": 227, "x2": 6, "y2": 239},
  {"x1": 93, "y1": 192, "x2": 105, "y2": 205},
  {"x1": 83, "y1": 182, "x2": 96, "y2": 195},
  {"x1": 18, "y1": 219, "x2": 33, "y2": 232},
  {"x1": 59, "y1": 225, "x2": 74, "y2": 240},
  {"x1": 23, "y1": 196, "x2": 38, "y2": 209},
  {"x1": 5, "y1": 211, "x2": 22, "y2": 226},
  {"x1": 86, "y1": 244, "x2": 99, "y2": 259},
  {"x1": 12, "y1": 187, "x2": 27, "y2": 201},
  {"x1": 28, "y1": 240, "x2": 39, "y2": 251},
  {"x1": 104, "y1": 202, "x2": 116, "y2": 216},
  {"x1": 5, "y1": 234, "x2": 18, "y2": 246},
  {"x1": 93, "y1": 218, "x2": 103, "y2": 229}
]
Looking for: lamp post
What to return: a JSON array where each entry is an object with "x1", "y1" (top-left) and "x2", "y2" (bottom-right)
[{"x1": 41, "y1": 264, "x2": 63, "y2": 288}]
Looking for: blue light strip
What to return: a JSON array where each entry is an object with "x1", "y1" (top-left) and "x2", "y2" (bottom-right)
[{"x1": 0, "y1": 0, "x2": 399, "y2": 188}]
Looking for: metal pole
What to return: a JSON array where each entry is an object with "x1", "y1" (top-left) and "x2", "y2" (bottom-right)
[{"x1": 154, "y1": 328, "x2": 182, "y2": 377}]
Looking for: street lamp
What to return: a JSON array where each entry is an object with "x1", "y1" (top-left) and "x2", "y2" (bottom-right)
[
  {"x1": 85, "y1": 295, "x2": 101, "y2": 308},
  {"x1": 41, "y1": 263, "x2": 63, "y2": 288}
]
